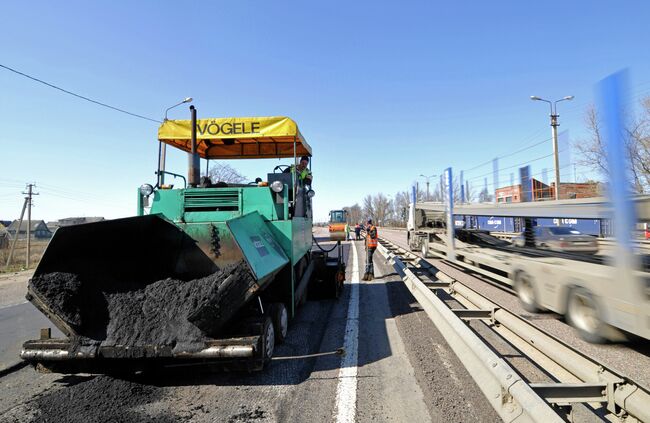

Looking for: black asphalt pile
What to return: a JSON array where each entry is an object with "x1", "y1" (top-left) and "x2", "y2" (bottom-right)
[
  {"x1": 29, "y1": 375, "x2": 177, "y2": 423},
  {"x1": 29, "y1": 260, "x2": 257, "y2": 354}
]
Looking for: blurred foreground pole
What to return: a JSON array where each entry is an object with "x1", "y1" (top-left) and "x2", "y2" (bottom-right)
[
  {"x1": 600, "y1": 71, "x2": 636, "y2": 250},
  {"x1": 598, "y1": 70, "x2": 638, "y2": 289},
  {"x1": 445, "y1": 167, "x2": 455, "y2": 261}
]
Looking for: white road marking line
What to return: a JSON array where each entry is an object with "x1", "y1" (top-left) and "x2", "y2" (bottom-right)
[
  {"x1": 0, "y1": 300, "x2": 28, "y2": 310},
  {"x1": 334, "y1": 241, "x2": 360, "y2": 423}
]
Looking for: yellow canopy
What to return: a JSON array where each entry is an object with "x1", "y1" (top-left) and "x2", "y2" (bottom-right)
[{"x1": 157, "y1": 116, "x2": 311, "y2": 159}]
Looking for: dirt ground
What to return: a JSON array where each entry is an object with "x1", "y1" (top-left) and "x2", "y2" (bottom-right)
[
  {"x1": 0, "y1": 270, "x2": 32, "y2": 308},
  {"x1": 0, "y1": 241, "x2": 47, "y2": 273}
]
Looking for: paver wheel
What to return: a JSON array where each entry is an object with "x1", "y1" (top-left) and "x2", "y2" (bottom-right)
[
  {"x1": 270, "y1": 303, "x2": 288, "y2": 344},
  {"x1": 262, "y1": 316, "x2": 276, "y2": 363}
]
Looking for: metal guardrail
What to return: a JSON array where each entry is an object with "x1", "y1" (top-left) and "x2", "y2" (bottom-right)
[
  {"x1": 382, "y1": 227, "x2": 650, "y2": 252},
  {"x1": 378, "y1": 237, "x2": 650, "y2": 422}
]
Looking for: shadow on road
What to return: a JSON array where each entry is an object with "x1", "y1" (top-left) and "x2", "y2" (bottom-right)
[{"x1": 91, "y1": 240, "x2": 420, "y2": 388}]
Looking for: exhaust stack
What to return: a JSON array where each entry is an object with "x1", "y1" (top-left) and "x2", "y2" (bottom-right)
[{"x1": 188, "y1": 105, "x2": 200, "y2": 187}]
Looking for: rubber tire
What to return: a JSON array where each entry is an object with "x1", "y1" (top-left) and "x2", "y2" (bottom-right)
[
  {"x1": 421, "y1": 238, "x2": 430, "y2": 258},
  {"x1": 514, "y1": 271, "x2": 541, "y2": 313},
  {"x1": 262, "y1": 316, "x2": 276, "y2": 363},
  {"x1": 408, "y1": 233, "x2": 418, "y2": 251},
  {"x1": 270, "y1": 303, "x2": 288, "y2": 344},
  {"x1": 566, "y1": 287, "x2": 608, "y2": 344}
]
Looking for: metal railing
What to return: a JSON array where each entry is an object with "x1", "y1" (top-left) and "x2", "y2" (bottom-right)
[{"x1": 377, "y1": 237, "x2": 650, "y2": 422}]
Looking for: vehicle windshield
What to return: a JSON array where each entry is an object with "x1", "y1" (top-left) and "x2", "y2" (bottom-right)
[
  {"x1": 330, "y1": 211, "x2": 346, "y2": 223},
  {"x1": 548, "y1": 227, "x2": 582, "y2": 235}
]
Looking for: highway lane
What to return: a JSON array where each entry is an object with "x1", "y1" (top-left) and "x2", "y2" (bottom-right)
[
  {"x1": 380, "y1": 227, "x2": 650, "y2": 391},
  {"x1": 0, "y1": 302, "x2": 63, "y2": 373},
  {"x1": 0, "y1": 232, "x2": 498, "y2": 422},
  {"x1": 0, "y1": 270, "x2": 64, "y2": 373}
]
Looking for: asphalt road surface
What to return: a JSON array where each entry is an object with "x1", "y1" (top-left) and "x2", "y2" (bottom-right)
[
  {"x1": 0, "y1": 232, "x2": 498, "y2": 422},
  {"x1": 0, "y1": 270, "x2": 65, "y2": 374},
  {"x1": 380, "y1": 227, "x2": 650, "y2": 392}
]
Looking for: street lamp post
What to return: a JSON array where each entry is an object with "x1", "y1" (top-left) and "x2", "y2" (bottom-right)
[
  {"x1": 531, "y1": 95, "x2": 574, "y2": 200},
  {"x1": 159, "y1": 97, "x2": 193, "y2": 186},
  {"x1": 419, "y1": 174, "x2": 435, "y2": 201}
]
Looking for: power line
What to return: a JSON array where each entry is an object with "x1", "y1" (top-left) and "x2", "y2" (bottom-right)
[
  {"x1": 463, "y1": 132, "x2": 552, "y2": 174},
  {"x1": 39, "y1": 189, "x2": 129, "y2": 210},
  {"x1": 0, "y1": 63, "x2": 161, "y2": 123},
  {"x1": 476, "y1": 163, "x2": 574, "y2": 190},
  {"x1": 498, "y1": 137, "x2": 552, "y2": 161},
  {"x1": 467, "y1": 151, "x2": 558, "y2": 182}
]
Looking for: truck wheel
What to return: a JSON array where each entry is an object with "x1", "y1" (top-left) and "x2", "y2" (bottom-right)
[
  {"x1": 262, "y1": 316, "x2": 275, "y2": 362},
  {"x1": 408, "y1": 233, "x2": 417, "y2": 251},
  {"x1": 514, "y1": 271, "x2": 541, "y2": 313},
  {"x1": 566, "y1": 287, "x2": 607, "y2": 343},
  {"x1": 421, "y1": 238, "x2": 430, "y2": 258},
  {"x1": 271, "y1": 303, "x2": 288, "y2": 344}
]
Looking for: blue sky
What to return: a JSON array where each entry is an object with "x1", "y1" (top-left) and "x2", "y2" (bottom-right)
[{"x1": 2, "y1": 1, "x2": 650, "y2": 222}]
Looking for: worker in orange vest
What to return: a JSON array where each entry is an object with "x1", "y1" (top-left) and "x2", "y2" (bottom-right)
[{"x1": 363, "y1": 219, "x2": 378, "y2": 281}]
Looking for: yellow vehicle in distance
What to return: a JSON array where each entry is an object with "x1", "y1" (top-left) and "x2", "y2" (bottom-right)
[{"x1": 328, "y1": 209, "x2": 348, "y2": 241}]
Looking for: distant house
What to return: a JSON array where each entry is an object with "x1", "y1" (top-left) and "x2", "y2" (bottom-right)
[
  {"x1": 495, "y1": 180, "x2": 601, "y2": 203},
  {"x1": 6, "y1": 220, "x2": 53, "y2": 240},
  {"x1": 46, "y1": 222, "x2": 59, "y2": 233},
  {"x1": 0, "y1": 223, "x2": 8, "y2": 248},
  {"x1": 55, "y1": 217, "x2": 105, "y2": 227}
]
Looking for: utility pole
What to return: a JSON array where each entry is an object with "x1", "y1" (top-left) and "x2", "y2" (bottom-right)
[
  {"x1": 550, "y1": 113, "x2": 561, "y2": 200},
  {"x1": 531, "y1": 95, "x2": 574, "y2": 200},
  {"x1": 25, "y1": 183, "x2": 38, "y2": 268},
  {"x1": 6, "y1": 196, "x2": 28, "y2": 268},
  {"x1": 419, "y1": 174, "x2": 435, "y2": 201}
]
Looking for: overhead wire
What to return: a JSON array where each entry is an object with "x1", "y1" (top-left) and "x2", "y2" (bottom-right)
[
  {"x1": 39, "y1": 190, "x2": 129, "y2": 210},
  {"x1": 0, "y1": 63, "x2": 161, "y2": 123},
  {"x1": 462, "y1": 78, "x2": 650, "y2": 180},
  {"x1": 466, "y1": 151, "x2": 558, "y2": 183},
  {"x1": 471, "y1": 163, "x2": 569, "y2": 191},
  {"x1": 462, "y1": 132, "x2": 553, "y2": 174}
]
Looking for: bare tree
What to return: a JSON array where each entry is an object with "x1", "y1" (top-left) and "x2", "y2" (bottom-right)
[
  {"x1": 344, "y1": 203, "x2": 362, "y2": 225},
  {"x1": 465, "y1": 181, "x2": 475, "y2": 203},
  {"x1": 575, "y1": 107, "x2": 608, "y2": 176},
  {"x1": 362, "y1": 195, "x2": 374, "y2": 222},
  {"x1": 392, "y1": 191, "x2": 410, "y2": 226},
  {"x1": 372, "y1": 193, "x2": 391, "y2": 226},
  {"x1": 478, "y1": 187, "x2": 493, "y2": 203},
  {"x1": 575, "y1": 99, "x2": 650, "y2": 194},
  {"x1": 208, "y1": 163, "x2": 247, "y2": 183}
]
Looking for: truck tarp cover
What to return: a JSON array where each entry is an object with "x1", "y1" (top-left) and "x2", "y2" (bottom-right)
[{"x1": 158, "y1": 116, "x2": 312, "y2": 159}]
